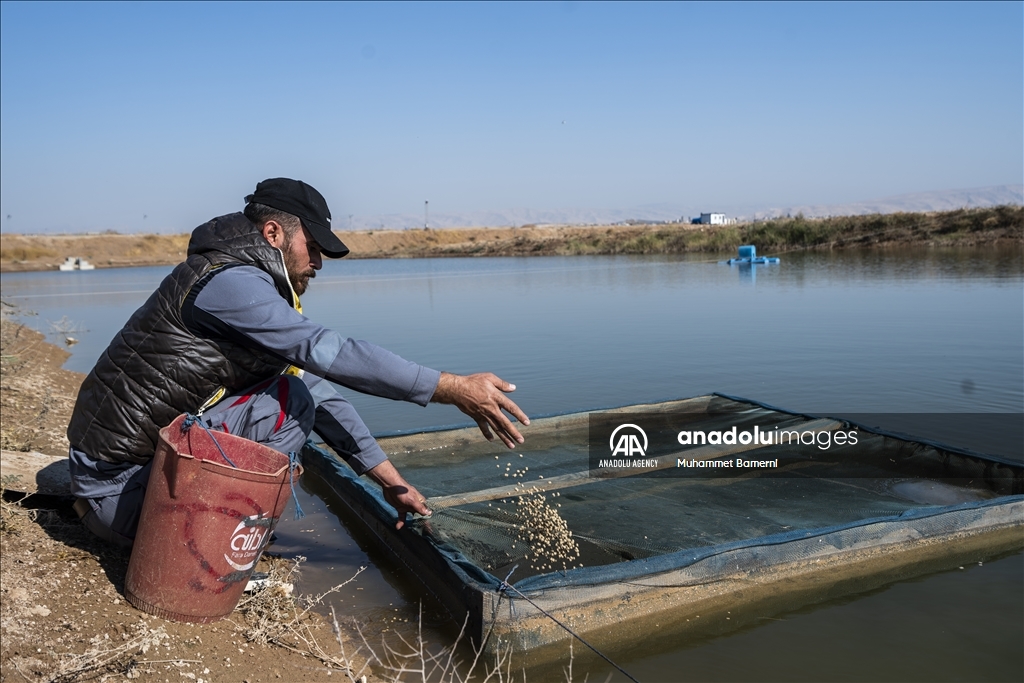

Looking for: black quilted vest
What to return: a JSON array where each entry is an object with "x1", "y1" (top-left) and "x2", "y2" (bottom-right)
[{"x1": 67, "y1": 213, "x2": 297, "y2": 465}]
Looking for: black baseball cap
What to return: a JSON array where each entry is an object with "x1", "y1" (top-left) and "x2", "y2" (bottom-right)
[{"x1": 245, "y1": 178, "x2": 350, "y2": 258}]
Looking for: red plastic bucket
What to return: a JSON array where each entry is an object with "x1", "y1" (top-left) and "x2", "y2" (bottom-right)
[{"x1": 124, "y1": 413, "x2": 301, "y2": 623}]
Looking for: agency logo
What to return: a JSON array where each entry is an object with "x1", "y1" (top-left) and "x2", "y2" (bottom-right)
[
  {"x1": 224, "y1": 513, "x2": 272, "y2": 571},
  {"x1": 609, "y1": 423, "x2": 648, "y2": 457}
]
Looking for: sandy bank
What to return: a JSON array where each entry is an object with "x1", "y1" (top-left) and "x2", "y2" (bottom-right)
[{"x1": 3, "y1": 206, "x2": 1021, "y2": 273}]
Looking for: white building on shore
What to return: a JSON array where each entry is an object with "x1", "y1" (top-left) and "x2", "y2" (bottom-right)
[{"x1": 690, "y1": 212, "x2": 735, "y2": 225}]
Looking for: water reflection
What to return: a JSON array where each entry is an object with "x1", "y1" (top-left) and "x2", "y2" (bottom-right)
[
  {"x1": 3, "y1": 248, "x2": 1022, "y2": 419},
  {"x1": 2, "y1": 247, "x2": 1022, "y2": 681}
]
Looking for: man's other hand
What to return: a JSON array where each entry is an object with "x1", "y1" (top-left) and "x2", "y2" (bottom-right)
[
  {"x1": 367, "y1": 460, "x2": 431, "y2": 530},
  {"x1": 432, "y1": 372, "x2": 530, "y2": 448}
]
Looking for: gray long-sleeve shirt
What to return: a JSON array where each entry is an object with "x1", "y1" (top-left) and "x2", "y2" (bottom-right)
[
  {"x1": 189, "y1": 265, "x2": 440, "y2": 473},
  {"x1": 70, "y1": 264, "x2": 440, "y2": 497}
]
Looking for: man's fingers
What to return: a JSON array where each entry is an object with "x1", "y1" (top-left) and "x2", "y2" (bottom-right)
[
  {"x1": 478, "y1": 406, "x2": 513, "y2": 444},
  {"x1": 443, "y1": 372, "x2": 529, "y2": 445},
  {"x1": 410, "y1": 492, "x2": 431, "y2": 517},
  {"x1": 483, "y1": 402, "x2": 525, "y2": 442},
  {"x1": 476, "y1": 419, "x2": 494, "y2": 441},
  {"x1": 500, "y1": 396, "x2": 530, "y2": 426},
  {"x1": 490, "y1": 414, "x2": 523, "y2": 447},
  {"x1": 476, "y1": 411, "x2": 523, "y2": 446},
  {"x1": 480, "y1": 372, "x2": 517, "y2": 394},
  {"x1": 390, "y1": 496, "x2": 430, "y2": 530},
  {"x1": 494, "y1": 427, "x2": 515, "y2": 449},
  {"x1": 486, "y1": 376, "x2": 529, "y2": 426}
]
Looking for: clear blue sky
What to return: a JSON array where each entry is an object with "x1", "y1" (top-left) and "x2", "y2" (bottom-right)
[{"x1": 1, "y1": 1, "x2": 1021, "y2": 233}]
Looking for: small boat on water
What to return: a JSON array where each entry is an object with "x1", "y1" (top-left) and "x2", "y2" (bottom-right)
[{"x1": 58, "y1": 257, "x2": 96, "y2": 271}]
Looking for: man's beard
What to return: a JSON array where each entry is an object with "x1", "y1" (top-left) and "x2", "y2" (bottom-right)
[
  {"x1": 283, "y1": 248, "x2": 316, "y2": 296},
  {"x1": 290, "y1": 268, "x2": 315, "y2": 296}
]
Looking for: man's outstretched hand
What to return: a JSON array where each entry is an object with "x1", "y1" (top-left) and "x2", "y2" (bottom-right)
[
  {"x1": 368, "y1": 372, "x2": 527, "y2": 528},
  {"x1": 367, "y1": 460, "x2": 431, "y2": 530},
  {"x1": 432, "y1": 372, "x2": 530, "y2": 448}
]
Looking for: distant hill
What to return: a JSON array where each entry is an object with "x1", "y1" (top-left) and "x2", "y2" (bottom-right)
[
  {"x1": 348, "y1": 205, "x2": 689, "y2": 231},
  {"x1": 348, "y1": 184, "x2": 1023, "y2": 230}
]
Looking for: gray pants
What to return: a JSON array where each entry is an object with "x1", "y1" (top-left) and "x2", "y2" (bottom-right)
[{"x1": 75, "y1": 375, "x2": 315, "y2": 547}]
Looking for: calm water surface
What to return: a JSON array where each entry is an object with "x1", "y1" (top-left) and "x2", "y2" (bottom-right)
[{"x1": 3, "y1": 248, "x2": 1022, "y2": 681}]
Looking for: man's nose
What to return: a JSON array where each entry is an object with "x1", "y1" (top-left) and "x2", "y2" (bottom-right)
[{"x1": 311, "y1": 250, "x2": 323, "y2": 270}]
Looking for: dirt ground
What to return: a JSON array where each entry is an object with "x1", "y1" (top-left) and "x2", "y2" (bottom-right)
[
  {"x1": 0, "y1": 311, "x2": 522, "y2": 683},
  {"x1": 0, "y1": 314, "x2": 379, "y2": 683},
  {"x1": 0, "y1": 315, "x2": 81, "y2": 455}
]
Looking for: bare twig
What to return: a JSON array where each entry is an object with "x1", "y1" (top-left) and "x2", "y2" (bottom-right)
[
  {"x1": 45, "y1": 624, "x2": 169, "y2": 683},
  {"x1": 46, "y1": 316, "x2": 87, "y2": 346},
  {"x1": 234, "y1": 558, "x2": 368, "y2": 676},
  {"x1": 347, "y1": 603, "x2": 519, "y2": 683}
]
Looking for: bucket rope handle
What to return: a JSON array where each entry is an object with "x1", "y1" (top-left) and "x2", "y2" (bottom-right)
[
  {"x1": 182, "y1": 413, "x2": 238, "y2": 468},
  {"x1": 181, "y1": 413, "x2": 305, "y2": 519},
  {"x1": 288, "y1": 451, "x2": 305, "y2": 520}
]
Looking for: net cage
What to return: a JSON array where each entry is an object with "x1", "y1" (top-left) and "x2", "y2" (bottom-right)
[{"x1": 300, "y1": 394, "x2": 1024, "y2": 657}]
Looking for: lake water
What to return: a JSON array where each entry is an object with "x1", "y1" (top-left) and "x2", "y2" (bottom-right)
[{"x1": 3, "y1": 248, "x2": 1022, "y2": 681}]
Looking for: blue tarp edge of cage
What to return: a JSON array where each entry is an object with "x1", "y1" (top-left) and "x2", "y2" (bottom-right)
[
  {"x1": 300, "y1": 441, "x2": 502, "y2": 592},
  {"x1": 511, "y1": 495, "x2": 1024, "y2": 592},
  {"x1": 300, "y1": 390, "x2": 1024, "y2": 601},
  {"x1": 299, "y1": 438, "x2": 1022, "y2": 597}
]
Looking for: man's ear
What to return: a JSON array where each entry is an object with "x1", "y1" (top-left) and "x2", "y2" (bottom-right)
[{"x1": 261, "y1": 220, "x2": 286, "y2": 249}]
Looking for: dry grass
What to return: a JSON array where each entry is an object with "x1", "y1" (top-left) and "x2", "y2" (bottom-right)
[
  {"x1": 0, "y1": 307, "x2": 80, "y2": 454},
  {"x1": 230, "y1": 556, "x2": 577, "y2": 683},
  {"x1": 233, "y1": 557, "x2": 370, "y2": 678},
  {"x1": 0, "y1": 245, "x2": 58, "y2": 261},
  {"x1": 1, "y1": 475, "x2": 30, "y2": 535},
  {"x1": 0, "y1": 490, "x2": 171, "y2": 683},
  {"x1": 2, "y1": 477, "x2": 583, "y2": 682},
  {"x1": 2, "y1": 206, "x2": 1020, "y2": 272},
  {"x1": 341, "y1": 606, "x2": 521, "y2": 683},
  {"x1": 231, "y1": 559, "x2": 526, "y2": 682},
  {"x1": 42, "y1": 622, "x2": 171, "y2": 683},
  {"x1": 538, "y1": 205, "x2": 1024, "y2": 256},
  {"x1": 0, "y1": 233, "x2": 189, "y2": 271}
]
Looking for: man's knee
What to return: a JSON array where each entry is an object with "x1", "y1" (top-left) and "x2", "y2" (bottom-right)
[{"x1": 73, "y1": 464, "x2": 150, "y2": 548}]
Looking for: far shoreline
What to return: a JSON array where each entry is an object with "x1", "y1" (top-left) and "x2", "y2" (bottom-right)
[{"x1": 2, "y1": 206, "x2": 1021, "y2": 273}]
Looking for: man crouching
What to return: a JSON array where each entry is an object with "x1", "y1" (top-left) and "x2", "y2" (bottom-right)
[{"x1": 67, "y1": 177, "x2": 528, "y2": 546}]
